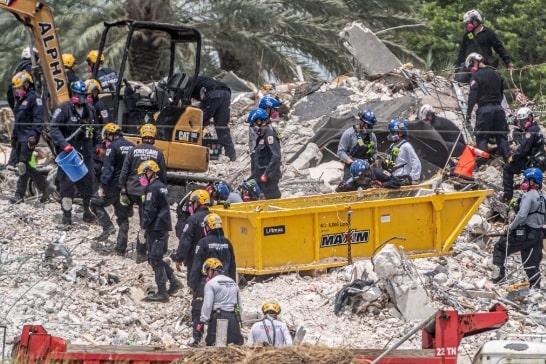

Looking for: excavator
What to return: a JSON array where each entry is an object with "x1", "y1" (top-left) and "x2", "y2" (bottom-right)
[{"x1": 0, "y1": 0, "x2": 210, "y2": 181}]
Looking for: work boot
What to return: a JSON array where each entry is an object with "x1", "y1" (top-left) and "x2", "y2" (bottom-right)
[
  {"x1": 136, "y1": 253, "x2": 148, "y2": 264},
  {"x1": 39, "y1": 185, "x2": 55, "y2": 203},
  {"x1": 168, "y1": 278, "x2": 183, "y2": 295},
  {"x1": 144, "y1": 284, "x2": 169, "y2": 303},
  {"x1": 491, "y1": 265, "x2": 506, "y2": 284},
  {"x1": 62, "y1": 211, "x2": 72, "y2": 225},
  {"x1": 9, "y1": 194, "x2": 24, "y2": 204},
  {"x1": 82, "y1": 199, "x2": 96, "y2": 223},
  {"x1": 94, "y1": 226, "x2": 116, "y2": 241}
]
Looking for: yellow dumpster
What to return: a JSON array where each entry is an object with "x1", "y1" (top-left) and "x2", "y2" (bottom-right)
[{"x1": 211, "y1": 187, "x2": 492, "y2": 275}]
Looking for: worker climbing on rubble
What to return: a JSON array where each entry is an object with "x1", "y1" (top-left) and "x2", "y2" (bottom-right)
[
  {"x1": 465, "y1": 52, "x2": 510, "y2": 170},
  {"x1": 187, "y1": 214, "x2": 236, "y2": 346},
  {"x1": 419, "y1": 104, "x2": 465, "y2": 157},
  {"x1": 384, "y1": 119, "x2": 421, "y2": 185},
  {"x1": 85, "y1": 79, "x2": 112, "y2": 188},
  {"x1": 138, "y1": 160, "x2": 182, "y2": 302},
  {"x1": 62, "y1": 53, "x2": 79, "y2": 89},
  {"x1": 503, "y1": 107, "x2": 544, "y2": 202},
  {"x1": 454, "y1": 9, "x2": 513, "y2": 84},
  {"x1": 90, "y1": 123, "x2": 135, "y2": 247},
  {"x1": 86, "y1": 50, "x2": 118, "y2": 92},
  {"x1": 8, "y1": 71, "x2": 54, "y2": 204},
  {"x1": 491, "y1": 167, "x2": 545, "y2": 288},
  {"x1": 199, "y1": 257, "x2": 244, "y2": 346},
  {"x1": 187, "y1": 75, "x2": 236, "y2": 161},
  {"x1": 336, "y1": 159, "x2": 401, "y2": 192},
  {"x1": 49, "y1": 80, "x2": 101, "y2": 225},
  {"x1": 238, "y1": 178, "x2": 262, "y2": 202},
  {"x1": 118, "y1": 123, "x2": 167, "y2": 262},
  {"x1": 337, "y1": 109, "x2": 378, "y2": 180},
  {"x1": 248, "y1": 300, "x2": 293, "y2": 347},
  {"x1": 247, "y1": 108, "x2": 282, "y2": 199},
  {"x1": 172, "y1": 189, "x2": 211, "y2": 345}
]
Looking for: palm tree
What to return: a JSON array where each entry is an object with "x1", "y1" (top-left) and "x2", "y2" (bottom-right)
[{"x1": 0, "y1": 0, "x2": 422, "y2": 97}]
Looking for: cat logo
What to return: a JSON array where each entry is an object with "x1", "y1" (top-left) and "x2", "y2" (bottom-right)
[{"x1": 175, "y1": 130, "x2": 199, "y2": 143}]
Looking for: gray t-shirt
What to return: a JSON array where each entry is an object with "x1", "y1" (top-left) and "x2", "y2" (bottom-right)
[
  {"x1": 200, "y1": 274, "x2": 242, "y2": 323},
  {"x1": 247, "y1": 316, "x2": 292, "y2": 346}
]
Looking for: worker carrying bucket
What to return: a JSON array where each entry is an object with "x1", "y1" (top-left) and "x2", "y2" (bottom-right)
[
  {"x1": 55, "y1": 149, "x2": 88, "y2": 182},
  {"x1": 452, "y1": 145, "x2": 490, "y2": 179}
]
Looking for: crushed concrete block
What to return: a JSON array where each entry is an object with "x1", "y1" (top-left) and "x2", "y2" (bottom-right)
[
  {"x1": 373, "y1": 244, "x2": 404, "y2": 278},
  {"x1": 291, "y1": 143, "x2": 323, "y2": 171},
  {"x1": 339, "y1": 22, "x2": 402, "y2": 75}
]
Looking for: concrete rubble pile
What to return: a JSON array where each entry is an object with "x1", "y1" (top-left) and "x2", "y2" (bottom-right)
[{"x1": 1, "y1": 31, "x2": 546, "y2": 363}]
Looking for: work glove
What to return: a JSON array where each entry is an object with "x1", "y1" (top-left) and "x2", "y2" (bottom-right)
[
  {"x1": 27, "y1": 135, "x2": 37, "y2": 151},
  {"x1": 366, "y1": 141, "x2": 375, "y2": 154},
  {"x1": 370, "y1": 180, "x2": 383, "y2": 188},
  {"x1": 391, "y1": 147, "x2": 400, "y2": 157},
  {"x1": 260, "y1": 174, "x2": 268, "y2": 183},
  {"x1": 95, "y1": 147, "x2": 105, "y2": 159},
  {"x1": 507, "y1": 156, "x2": 513, "y2": 164},
  {"x1": 175, "y1": 262, "x2": 183, "y2": 272},
  {"x1": 196, "y1": 322, "x2": 205, "y2": 334},
  {"x1": 508, "y1": 198, "x2": 516, "y2": 209},
  {"x1": 120, "y1": 193, "x2": 130, "y2": 206},
  {"x1": 63, "y1": 144, "x2": 73, "y2": 153}
]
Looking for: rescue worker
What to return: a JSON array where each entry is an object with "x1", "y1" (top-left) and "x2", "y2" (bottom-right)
[
  {"x1": 49, "y1": 80, "x2": 101, "y2": 225},
  {"x1": 238, "y1": 178, "x2": 262, "y2": 202},
  {"x1": 62, "y1": 53, "x2": 79, "y2": 88},
  {"x1": 253, "y1": 96, "x2": 282, "y2": 164},
  {"x1": 9, "y1": 71, "x2": 53, "y2": 204},
  {"x1": 465, "y1": 52, "x2": 510, "y2": 168},
  {"x1": 384, "y1": 119, "x2": 421, "y2": 185},
  {"x1": 418, "y1": 104, "x2": 465, "y2": 157},
  {"x1": 7, "y1": 47, "x2": 38, "y2": 111},
  {"x1": 208, "y1": 181, "x2": 243, "y2": 205},
  {"x1": 188, "y1": 214, "x2": 236, "y2": 346},
  {"x1": 503, "y1": 107, "x2": 544, "y2": 202},
  {"x1": 336, "y1": 159, "x2": 401, "y2": 192},
  {"x1": 198, "y1": 258, "x2": 243, "y2": 346},
  {"x1": 86, "y1": 50, "x2": 118, "y2": 92},
  {"x1": 188, "y1": 213, "x2": 236, "y2": 293},
  {"x1": 337, "y1": 109, "x2": 378, "y2": 180},
  {"x1": 85, "y1": 78, "x2": 112, "y2": 186},
  {"x1": 91, "y1": 123, "x2": 135, "y2": 245},
  {"x1": 491, "y1": 168, "x2": 544, "y2": 289},
  {"x1": 138, "y1": 160, "x2": 182, "y2": 302},
  {"x1": 172, "y1": 189, "x2": 211, "y2": 345},
  {"x1": 248, "y1": 300, "x2": 293, "y2": 347},
  {"x1": 455, "y1": 9, "x2": 513, "y2": 83},
  {"x1": 118, "y1": 123, "x2": 167, "y2": 262},
  {"x1": 248, "y1": 108, "x2": 282, "y2": 199},
  {"x1": 188, "y1": 76, "x2": 236, "y2": 161}
]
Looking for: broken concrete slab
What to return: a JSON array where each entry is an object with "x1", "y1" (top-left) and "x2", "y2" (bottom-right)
[{"x1": 339, "y1": 22, "x2": 402, "y2": 76}]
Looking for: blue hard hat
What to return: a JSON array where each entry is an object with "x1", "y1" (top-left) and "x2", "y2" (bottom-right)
[
  {"x1": 215, "y1": 182, "x2": 230, "y2": 200},
  {"x1": 71, "y1": 80, "x2": 88, "y2": 95},
  {"x1": 247, "y1": 108, "x2": 268, "y2": 124},
  {"x1": 389, "y1": 119, "x2": 409, "y2": 137},
  {"x1": 358, "y1": 109, "x2": 377, "y2": 127},
  {"x1": 241, "y1": 178, "x2": 261, "y2": 199},
  {"x1": 258, "y1": 95, "x2": 280, "y2": 110},
  {"x1": 350, "y1": 159, "x2": 369, "y2": 178},
  {"x1": 523, "y1": 167, "x2": 543, "y2": 184}
]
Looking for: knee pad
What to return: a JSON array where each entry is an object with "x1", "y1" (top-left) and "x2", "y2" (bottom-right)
[{"x1": 61, "y1": 197, "x2": 72, "y2": 212}]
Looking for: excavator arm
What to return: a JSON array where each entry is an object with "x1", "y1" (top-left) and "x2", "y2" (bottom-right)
[{"x1": 0, "y1": 0, "x2": 70, "y2": 110}]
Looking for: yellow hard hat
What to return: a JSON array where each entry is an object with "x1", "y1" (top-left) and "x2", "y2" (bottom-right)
[
  {"x1": 12, "y1": 71, "x2": 33, "y2": 88},
  {"x1": 62, "y1": 53, "x2": 75, "y2": 68},
  {"x1": 201, "y1": 257, "x2": 223, "y2": 275},
  {"x1": 140, "y1": 123, "x2": 157, "y2": 138},
  {"x1": 204, "y1": 213, "x2": 222, "y2": 230},
  {"x1": 190, "y1": 189, "x2": 210, "y2": 206},
  {"x1": 86, "y1": 50, "x2": 105, "y2": 64},
  {"x1": 137, "y1": 160, "x2": 160, "y2": 175},
  {"x1": 262, "y1": 300, "x2": 281, "y2": 315},
  {"x1": 101, "y1": 123, "x2": 121, "y2": 140},
  {"x1": 85, "y1": 79, "x2": 102, "y2": 94}
]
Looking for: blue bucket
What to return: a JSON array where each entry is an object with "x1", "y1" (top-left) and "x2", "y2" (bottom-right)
[{"x1": 55, "y1": 149, "x2": 88, "y2": 182}]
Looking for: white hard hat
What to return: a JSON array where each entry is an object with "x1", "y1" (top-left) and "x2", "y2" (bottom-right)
[{"x1": 21, "y1": 46, "x2": 38, "y2": 60}]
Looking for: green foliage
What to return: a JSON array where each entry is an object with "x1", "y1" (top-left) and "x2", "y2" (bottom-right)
[{"x1": 406, "y1": 0, "x2": 546, "y2": 103}]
